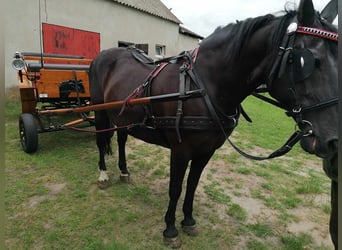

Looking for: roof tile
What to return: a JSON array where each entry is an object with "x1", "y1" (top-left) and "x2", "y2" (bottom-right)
[{"x1": 112, "y1": 0, "x2": 181, "y2": 24}]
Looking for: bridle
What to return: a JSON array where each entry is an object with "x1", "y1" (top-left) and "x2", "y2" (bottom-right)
[
  {"x1": 267, "y1": 20, "x2": 337, "y2": 128},
  {"x1": 235, "y1": 19, "x2": 338, "y2": 160}
]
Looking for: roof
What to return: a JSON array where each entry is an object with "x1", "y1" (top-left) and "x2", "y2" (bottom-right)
[
  {"x1": 112, "y1": 0, "x2": 181, "y2": 24},
  {"x1": 179, "y1": 25, "x2": 204, "y2": 40}
]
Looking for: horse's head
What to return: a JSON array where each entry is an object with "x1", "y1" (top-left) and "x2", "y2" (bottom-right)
[{"x1": 267, "y1": 0, "x2": 338, "y2": 158}]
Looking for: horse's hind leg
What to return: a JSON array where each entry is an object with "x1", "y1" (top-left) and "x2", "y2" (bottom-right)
[
  {"x1": 117, "y1": 130, "x2": 130, "y2": 182},
  {"x1": 95, "y1": 110, "x2": 113, "y2": 188}
]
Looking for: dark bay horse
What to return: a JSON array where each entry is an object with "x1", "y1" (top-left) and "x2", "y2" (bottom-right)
[
  {"x1": 89, "y1": 0, "x2": 338, "y2": 247},
  {"x1": 323, "y1": 153, "x2": 338, "y2": 248}
]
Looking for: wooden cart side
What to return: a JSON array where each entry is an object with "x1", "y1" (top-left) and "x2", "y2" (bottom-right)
[
  {"x1": 15, "y1": 53, "x2": 93, "y2": 113},
  {"x1": 37, "y1": 69, "x2": 90, "y2": 99},
  {"x1": 19, "y1": 82, "x2": 37, "y2": 114}
]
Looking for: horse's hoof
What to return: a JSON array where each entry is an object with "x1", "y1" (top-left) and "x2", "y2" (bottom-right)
[
  {"x1": 182, "y1": 224, "x2": 198, "y2": 236},
  {"x1": 163, "y1": 236, "x2": 182, "y2": 249},
  {"x1": 119, "y1": 174, "x2": 131, "y2": 183},
  {"x1": 97, "y1": 180, "x2": 111, "y2": 189}
]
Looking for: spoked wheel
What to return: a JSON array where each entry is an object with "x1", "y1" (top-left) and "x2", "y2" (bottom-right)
[{"x1": 19, "y1": 113, "x2": 38, "y2": 153}]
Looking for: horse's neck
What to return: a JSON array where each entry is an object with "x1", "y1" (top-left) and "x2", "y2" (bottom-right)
[{"x1": 195, "y1": 35, "x2": 271, "y2": 111}]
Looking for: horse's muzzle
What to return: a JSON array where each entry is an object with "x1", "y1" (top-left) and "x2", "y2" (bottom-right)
[{"x1": 300, "y1": 136, "x2": 338, "y2": 158}]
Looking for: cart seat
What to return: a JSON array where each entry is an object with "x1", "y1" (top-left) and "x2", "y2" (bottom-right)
[{"x1": 27, "y1": 63, "x2": 90, "y2": 72}]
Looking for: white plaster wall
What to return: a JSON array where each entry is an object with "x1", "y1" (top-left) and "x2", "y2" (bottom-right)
[
  {"x1": 4, "y1": 0, "x2": 199, "y2": 88},
  {"x1": 5, "y1": 0, "x2": 42, "y2": 87},
  {"x1": 177, "y1": 34, "x2": 201, "y2": 52}
]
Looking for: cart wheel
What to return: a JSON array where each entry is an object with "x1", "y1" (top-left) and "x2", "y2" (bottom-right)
[{"x1": 19, "y1": 113, "x2": 38, "y2": 153}]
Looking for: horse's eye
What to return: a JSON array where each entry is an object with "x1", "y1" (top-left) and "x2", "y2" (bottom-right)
[{"x1": 314, "y1": 58, "x2": 320, "y2": 68}]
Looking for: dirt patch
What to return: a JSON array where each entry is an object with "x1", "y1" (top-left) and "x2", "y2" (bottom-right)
[
  {"x1": 45, "y1": 182, "x2": 65, "y2": 194},
  {"x1": 287, "y1": 207, "x2": 332, "y2": 246},
  {"x1": 28, "y1": 182, "x2": 66, "y2": 208},
  {"x1": 191, "y1": 145, "x2": 332, "y2": 249},
  {"x1": 287, "y1": 220, "x2": 331, "y2": 243}
]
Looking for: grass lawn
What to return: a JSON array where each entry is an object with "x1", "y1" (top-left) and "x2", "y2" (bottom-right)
[{"x1": 5, "y1": 87, "x2": 333, "y2": 249}]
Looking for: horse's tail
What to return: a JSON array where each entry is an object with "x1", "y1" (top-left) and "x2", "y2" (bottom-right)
[
  {"x1": 89, "y1": 53, "x2": 115, "y2": 157},
  {"x1": 95, "y1": 110, "x2": 114, "y2": 156}
]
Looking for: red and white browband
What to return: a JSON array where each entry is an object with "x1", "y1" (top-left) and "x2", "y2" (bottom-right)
[{"x1": 297, "y1": 26, "x2": 338, "y2": 42}]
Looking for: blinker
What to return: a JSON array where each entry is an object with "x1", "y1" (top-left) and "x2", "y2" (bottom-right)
[{"x1": 292, "y1": 49, "x2": 315, "y2": 82}]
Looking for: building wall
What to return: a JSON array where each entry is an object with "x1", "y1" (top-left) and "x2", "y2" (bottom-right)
[
  {"x1": 177, "y1": 34, "x2": 201, "y2": 53},
  {"x1": 4, "y1": 0, "x2": 200, "y2": 87}
]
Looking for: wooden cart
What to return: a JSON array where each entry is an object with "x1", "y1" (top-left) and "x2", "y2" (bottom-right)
[
  {"x1": 12, "y1": 51, "x2": 205, "y2": 153},
  {"x1": 12, "y1": 52, "x2": 93, "y2": 153}
]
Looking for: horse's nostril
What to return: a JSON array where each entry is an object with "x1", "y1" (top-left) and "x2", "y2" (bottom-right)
[{"x1": 328, "y1": 139, "x2": 338, "y2": 153}]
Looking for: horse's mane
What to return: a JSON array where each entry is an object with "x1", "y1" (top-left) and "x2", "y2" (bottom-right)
[
  {"x1": 200, "y1": 3, "x2": 338, "y2": 67},
  {"x1": 200, "y1": 10, "x2": 296, "y2": 64}
]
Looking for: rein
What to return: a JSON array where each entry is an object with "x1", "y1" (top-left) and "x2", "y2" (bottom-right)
[{"x1": 252, "y1": 92, "x2": 339, "y2": 117}]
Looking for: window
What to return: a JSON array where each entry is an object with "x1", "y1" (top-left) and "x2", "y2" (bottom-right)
[
  {"x1": 135, "y1": 44, "x2": 149, "y2": 54},
  {"x1": 118, "y1": 41, "x2": 134, "y2": 48},
  {"x1": 118, "y1": 42, "x2": 149, "y2": 55},
  {"x1": 155, "y1": 45, "x2": 165, "y2": 59}
]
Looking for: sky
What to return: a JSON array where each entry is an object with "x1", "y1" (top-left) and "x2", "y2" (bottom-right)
[{"x1": 160, "y1": 0, "x2": 338, "y2": 37}]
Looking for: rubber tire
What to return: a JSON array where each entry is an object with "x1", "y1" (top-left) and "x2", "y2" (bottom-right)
[{"x1": 19, "y1": 113, "x2": 38, "y2": 153}]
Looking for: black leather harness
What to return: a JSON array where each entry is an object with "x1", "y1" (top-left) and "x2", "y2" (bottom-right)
[{"x1": 126, "y1": 47, "x2": 239, "y2": 143}]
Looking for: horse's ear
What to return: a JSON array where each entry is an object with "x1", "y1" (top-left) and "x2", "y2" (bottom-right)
[
  {"x1": 297, "y1": 0, "x2": 315, "y2": 26},
  {"x1": 321, "y1": 0, "x2": 338, "y2": 23}
]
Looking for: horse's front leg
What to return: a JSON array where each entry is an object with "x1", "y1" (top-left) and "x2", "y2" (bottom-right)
[
  {"x1": 330, "y1": 179, "x2": 338, "y2": 249},
  {"x1": 117, "y1": 130, "x2": 130, "y2": 182},
  {"x1": 163, "y1": 150, "x2": 189, "y2": 248},
  {"x1": 323, "y1": 153, "x2": 338, "y2": 249},
  {"x1": 181, "y1": 152, "x2": 213, "y2": 236}
]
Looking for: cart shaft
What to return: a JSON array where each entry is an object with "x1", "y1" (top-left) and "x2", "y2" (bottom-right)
[{"x1": 38, "y1": 89, "x2": 205, "y2": 115}]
